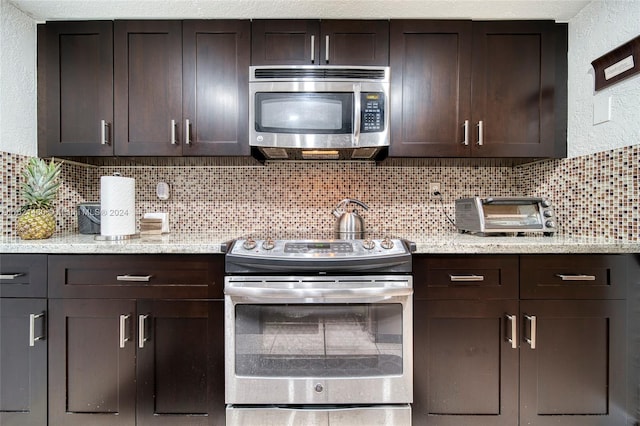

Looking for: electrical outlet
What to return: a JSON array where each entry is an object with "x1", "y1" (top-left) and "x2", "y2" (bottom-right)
[{"x1": 428, "y1": 182, "x2": 441, "y2": 195}]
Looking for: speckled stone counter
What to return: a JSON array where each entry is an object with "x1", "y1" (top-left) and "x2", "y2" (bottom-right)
[{"x1": 1, "y1": 232, "x2": 639, "y2": 254}]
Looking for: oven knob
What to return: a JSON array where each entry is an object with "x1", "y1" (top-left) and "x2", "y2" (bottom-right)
[
  {"x1": 380, "y1": 237, "x2": 394, "y2": 250},
  {"x1": 242, "y1": 237, "x2": 257, "y2": 250},
  {"x1": 362, "y1": 239, "x2": 375, "y2": 250},
  {"x1": 262, "y1": 237, "x2": 275, "y2": 250},
  {"x1": 314, "y1": 383, "x2": 324, "y2": 393},
  {"x1": 543, "y1": 209, "x2": 554, "y2": 218},
  {"x1": 545, "y1": 220, "x2": 556, "y2": 229}
]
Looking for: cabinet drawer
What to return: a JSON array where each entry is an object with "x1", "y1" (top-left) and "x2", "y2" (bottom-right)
[
  {"x1": 0, "y1": 254, "x2": 47, "y2": 298},
  {"x1": 520, "y1": 255, "x2": 627, "y2": 299},
  {"x1": 49, "y1": 254, "x2": 224, "y2": 299},
  {"x1": 414, "y1": 255, "x2": 518, "y2": 300}
]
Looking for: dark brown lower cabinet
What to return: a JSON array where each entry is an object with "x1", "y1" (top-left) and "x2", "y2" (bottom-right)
[
  {"x1": 520, "y1": 300, "x2": 627, "y2": 426},
  {"x1": 0, "y1": 299, "x2": 47, "y2": 426},
  {"x1": 48, "y1": 298, "x2": 225, "y2": 426},
  {"x1": 413, "y1": 299, "x2": 519, "y2": 426}
]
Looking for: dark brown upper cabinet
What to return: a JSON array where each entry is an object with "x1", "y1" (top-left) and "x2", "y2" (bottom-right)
[
  {"x1": 114, "y1": 20, "x2": 183, "y2": 156},
  {"x1": 38, "y1": 20, "x2": 250, "y2": 157},
  {"x1": 115, "y1": 20, "x2": 250, "y2": 156},
  {"x1": 251, "y1": 20, "x2": 389, "y2": 66},
  {"x1": 390, "y1": 20, "x2": 567, "y2": 158},
  {"x1": 182, "y1": 20, "x2": 250, "y2": 156},
  {"x1": 38, "y1": 21, "x2": 114, "y2": 157}
]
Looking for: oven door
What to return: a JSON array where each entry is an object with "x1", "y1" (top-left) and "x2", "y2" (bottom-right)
[{"x1": 224, "y1": 275, "x2": 413, "y2": 405}]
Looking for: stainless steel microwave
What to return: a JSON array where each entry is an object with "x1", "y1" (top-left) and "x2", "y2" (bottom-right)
[{"x1": 249, "y1": 65, "x2": 390, "y2": 160}]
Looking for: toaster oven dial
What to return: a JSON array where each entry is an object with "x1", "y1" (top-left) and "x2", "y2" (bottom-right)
[
  {"x1": 543, "y1": 210, "x2": 554, "y2": 218},
  {"x1": 541, "y1": 199, "x2": 551, "y2": 208},
  {"x1": 545, "y1": 220, "x2": 557, "y2": 229}
]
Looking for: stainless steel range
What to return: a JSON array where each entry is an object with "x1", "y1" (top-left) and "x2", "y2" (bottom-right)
[{"x1": 224, "y1": 235, "x2": 414, "y2": 426}]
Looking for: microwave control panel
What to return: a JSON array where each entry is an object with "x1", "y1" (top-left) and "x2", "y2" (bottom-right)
[{"x1": 361, "y1": 92, "x2": 385, "y2": 132}]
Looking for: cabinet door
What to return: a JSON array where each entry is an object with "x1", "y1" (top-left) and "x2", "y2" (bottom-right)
[
  {"x1": 0, "y1": 299, "x2": 47, "y2": 426},
  {"x1": 38, "y1": 21, "x2": 113, "y2": 156},
  {"x1": 389, "y1": 20, "x2": 472, "y2": 157},
  {"x1": 251, "y1": 20, "x2": 320, "y2": 65},
  {"x1": 320, "y1": 20, "x2": 389, "y2": 66},
  {"x1": 520, "y1": 300, "x2": 627, "y2": 425},
  {"x1": 48, "y1": 299, "x2": 136, "y2": 426},
  {"x1": 114, "y1": 20, "x2": 183, "y2": 156},
  {"x1": 471, "y1": 21, "x2": 558, "y2": 157},
  {"x1": 136, "y1": 300, "x2": 225, "y2": 425},
  {"x1": 413, "y1": 300, "x2": 519, "y2": 426},
  {"x1": 183, "y1": 20, "x2": 250, "y2": 156}
]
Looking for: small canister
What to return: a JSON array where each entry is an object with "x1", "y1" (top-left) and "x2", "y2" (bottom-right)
[{"x1": 77, "y1": 202, "x2": 101, "y2": 234}]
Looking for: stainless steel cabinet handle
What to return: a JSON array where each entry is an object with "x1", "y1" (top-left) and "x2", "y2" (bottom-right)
[
  {"x1": 170, "y1": 119, "x2": 177, "y2": 145},
  {"x1": 117, "y1": 274, "x2": 152, "y2": 282},
  {"x1": 119, "y1": 314, "x2": 130, "y2": 349},
  {"x1": 477, "y1": 120, "x2": 484, "y2": 146},
  {"x1": 310, "y1": 35, "x2": 315, "y2": 62},
  {"x1": 506, "y1": 314, "x2": 517, "y2": 349},
  {"x1": 138, "y1": 314, "x2": 149, "y2": 348},
  {"x1": 325, "y1": 35, "x2": 330, "y2": 62},
  {"x1": 525, "y1": 314, "x2": 537, "y2": 349},
  {"x1": 100, "y1": 120, "x2": 110, "y2": 145},
  {"x1": 0, "y1": 273, "x2": 24, "y2": 280},
  {"x1": 462, "y1": 120, "x2": 469, "y2": 146},
  {"x1": 449, "y1": 274, "x2": 484, "y2": 282},
  {"x1": 185, "y1": 119, "x2": 191, "y2": 145},
  {"x1": 29, "y1": 313, "x2": 45, "y2": 347},
  {"x1": 556, "y1": 274, "x2": 596, "y2": 281}
]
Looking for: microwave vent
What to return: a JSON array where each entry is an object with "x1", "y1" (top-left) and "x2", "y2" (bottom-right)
[{"x1": 253, "y1": 67, "x2": 387, "y2": 81}]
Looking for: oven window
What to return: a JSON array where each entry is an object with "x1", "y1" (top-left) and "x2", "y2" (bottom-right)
[
  {"x1": 255, "y1": 93, "x2": 353, "y2": 134},
  {"x1": 483, "y1": 203, "x2": 543, "y2": 228},
  {"x1": 234, "y1": 304, "x2": 403, "y2": 377}
]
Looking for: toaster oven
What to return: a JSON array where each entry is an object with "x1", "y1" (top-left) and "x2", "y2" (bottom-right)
[{"x1": 455, "y1": 197, "x2": 557, "y2": 236}]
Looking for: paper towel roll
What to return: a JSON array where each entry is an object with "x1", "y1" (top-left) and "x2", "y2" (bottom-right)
[{"x1": 100, "y1": 175, "x2": 136, "y2": 236}]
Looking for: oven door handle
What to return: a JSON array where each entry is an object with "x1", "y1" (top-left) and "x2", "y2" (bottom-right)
[{"x1": 225, "y1": 286, "x2": 413, "y2": 302}]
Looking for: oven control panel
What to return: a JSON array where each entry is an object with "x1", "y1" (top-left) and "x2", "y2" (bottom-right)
[{"x1": 229, "y1": 238, "x2": 409, "y2": 258}]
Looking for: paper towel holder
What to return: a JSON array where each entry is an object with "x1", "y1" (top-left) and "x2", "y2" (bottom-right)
[{"x1": 95, "y1": 173, "x2": 140, "y2": 241}]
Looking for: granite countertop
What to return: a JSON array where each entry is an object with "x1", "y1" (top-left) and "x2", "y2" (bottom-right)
[{"x1": 1, "y1": 232, "x2": 639, "y2": 254}]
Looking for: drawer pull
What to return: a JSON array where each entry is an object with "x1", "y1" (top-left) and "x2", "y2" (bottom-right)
[
  {"x1": 139, "y1": 314, "x2": 149, "y2": 348},
  {"x1": 449, "y1": 274, "x2": 484, "y2": 282},
  {"x1": 556, "y1": 274, "x2": 596, "y2": 281},
  {"x1": 119, "y1": 314, "x2": 130, "y2": 349},
  {"x1": 29, "y1": 313, "x2": 45, "y2": 347},
  {"x1": 506, "y1": 314, "x2": 517, "y2": 349},
  {"x1": 0, "y1": 273, "x2": 24, "y2": 280},
  {"x1": 117, "y1": 274, "x2": 153, "y2": 282},
  {"x1": 525, "y1": 314, "x2": 537, "y2": 349}
]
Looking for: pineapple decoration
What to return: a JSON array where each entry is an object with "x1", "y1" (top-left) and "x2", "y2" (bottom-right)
[{"x1": 16, "y1": 157, "x2": 62, "y2": 240}]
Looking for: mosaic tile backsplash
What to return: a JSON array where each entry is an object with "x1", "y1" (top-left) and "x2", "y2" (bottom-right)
[{"x1": 1, "y1": 145, "x2": 638, "y2": 241}]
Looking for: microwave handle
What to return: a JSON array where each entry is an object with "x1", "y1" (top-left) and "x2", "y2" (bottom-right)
[{"x1": 353, "y1": 83, "x2": 361, "y2": 146}]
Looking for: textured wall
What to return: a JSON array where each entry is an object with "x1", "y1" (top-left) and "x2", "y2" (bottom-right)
[
  {"x1": 0, "y1": 0, "x2": 37, "y2": 156},
  {"x1": 568, "y1": 0, "x2": 640, "y2": 157}
]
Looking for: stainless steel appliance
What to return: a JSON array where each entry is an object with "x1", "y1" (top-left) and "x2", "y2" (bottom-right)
[
  {"x1": 455, "y1": 197, "x2": 557, "y2": 236},
  {"x1": 249, "y1": 65, "x2": 390, "y2": 160},
  {"x1": 224, "y1": 234, "x2": 413, "y2": 426}
]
